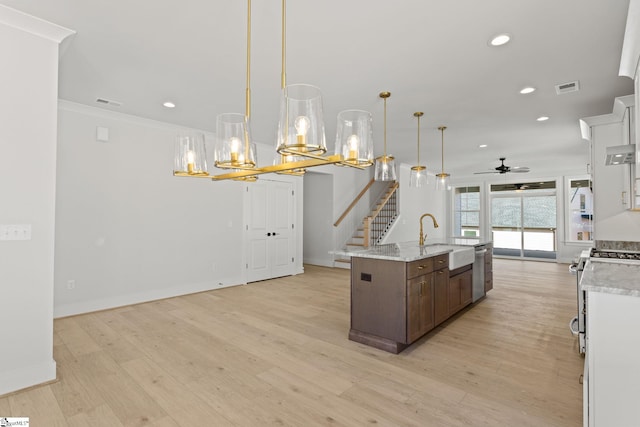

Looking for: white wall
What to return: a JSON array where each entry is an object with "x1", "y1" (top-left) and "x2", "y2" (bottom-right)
[
  {"x1": 303, "y1": 172, "x2": 334, "y2": 267},
  {"x1": 381, "y1": 164, "x2": 447, "y2": 244},
  {"x1": 0, "y1": 6, "x2": 73, "y2": 396},
  {"x1": 55, "y1": 103, "x2": 243, "y2": 316}
]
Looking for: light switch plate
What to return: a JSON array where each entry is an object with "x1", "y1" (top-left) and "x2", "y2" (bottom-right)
[{"x1": 0, "y1": 224, "x2": 32, "y2": 240}]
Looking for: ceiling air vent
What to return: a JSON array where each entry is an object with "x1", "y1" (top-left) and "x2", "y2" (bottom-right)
[
  {"x1": 555, "y1": 80, "x2": 580, "y2": 95},
  {"x1": 95, "y1": 98, "x2": 122, "y2": 107}
]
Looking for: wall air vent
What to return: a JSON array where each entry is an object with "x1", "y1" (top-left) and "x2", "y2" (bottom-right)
[
  {"x1": 555, "y1": 80, "x2": 580, "y2": 95},
  {"x1": 95, "y1": 98, "x2": 122, "y2": 107}
]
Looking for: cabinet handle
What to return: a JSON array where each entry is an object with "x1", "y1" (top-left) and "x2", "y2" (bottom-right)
[
  {"x1": 438, "y1": 259, "x2": 444, "y2": 264},
  {"x1": 438, "y1": 270, "x2": 444, "y2": 275},
  {"x1": 417, "y1": 265, "x2": 427, "y2": 270}
]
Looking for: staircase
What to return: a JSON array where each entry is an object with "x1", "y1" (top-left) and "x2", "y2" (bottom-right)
[{"x1": 334, "y1": 181, "x2": 399, "y2": 268}]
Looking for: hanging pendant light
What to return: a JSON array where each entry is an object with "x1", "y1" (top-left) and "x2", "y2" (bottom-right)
[
  {"x1": 374, "y1": 92, "x2": 397, "y2": 182},
  {"x1": 435, "y1": 125, "x2": 451, "y2": 190},
  {"x1": 410, "y1": 112, "x2": 427, "y2": 187},
  {"x1": 214, "y1": 0, "x2": 256, "y2": 171}
]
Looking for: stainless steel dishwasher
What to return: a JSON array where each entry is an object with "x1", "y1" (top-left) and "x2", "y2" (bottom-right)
[{"x1": 472, "y1": 245, "x2": 488, "y2": 302}]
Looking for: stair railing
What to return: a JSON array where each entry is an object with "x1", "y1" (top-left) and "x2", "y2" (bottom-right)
[
  {"x1": 363, "y1": 182, "x2": 399, "y2": 247},
  {"x1": 333, "y1": 178, "x2": 390, "y2": 258},
  {"x1": 334, "y1": 178, "x2": 375, "y2": 227}
]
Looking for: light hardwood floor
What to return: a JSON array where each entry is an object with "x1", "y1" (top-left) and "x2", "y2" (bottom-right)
[{"x1": 1, "y1": 259, "x2": 583, "y2": 426}]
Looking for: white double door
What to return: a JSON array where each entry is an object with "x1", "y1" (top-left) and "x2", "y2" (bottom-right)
[{"x1": 245, "y1": 178, "x2": 296, "y2": 283}]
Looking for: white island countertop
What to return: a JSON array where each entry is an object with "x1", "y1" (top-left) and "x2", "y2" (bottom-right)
[
  {"x1": 331, "y1": 242, "x2": 453, "y2": 262},
  {"x1": 581, "y1": 259, "x2": 640, "y2": 297}
]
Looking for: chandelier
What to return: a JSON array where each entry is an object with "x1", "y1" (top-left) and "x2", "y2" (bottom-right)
[{"x1": 173, "y1": 0, "x2": 373, "y2": 181}]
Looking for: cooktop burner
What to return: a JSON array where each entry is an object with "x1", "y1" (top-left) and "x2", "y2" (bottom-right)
[{"x1": 591, "y1": 248, "x2": 640, "y2": 261}]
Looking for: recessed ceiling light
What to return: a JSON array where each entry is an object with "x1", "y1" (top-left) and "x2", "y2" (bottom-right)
[
  {"x1": 479, "y1": 144, "x2": 488, "y2": 148},
  {"x1": 537, "y1": 116, "x2": 549, "y2": 121},
  {"x1": 520, "y1": 87, "x2": 536, "y2": 94},
  {"x1": 163, "y1": 101, "x2": 176, "y2": 108},
  {"x1": 489, "y1": 33, "x2": 511, "y2": 46}
]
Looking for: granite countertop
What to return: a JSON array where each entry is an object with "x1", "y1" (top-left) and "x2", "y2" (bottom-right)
[
  {"x1": 581, "y1": 259, "x2": 640, "y2": 297},
  {"x1": 331, "y1": 242, "x2": 454, "y2": 262}
]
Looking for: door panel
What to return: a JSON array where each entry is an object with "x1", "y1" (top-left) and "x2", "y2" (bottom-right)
[{"x1": 247, "y1": 179, "x2": 295, "y2": 282}]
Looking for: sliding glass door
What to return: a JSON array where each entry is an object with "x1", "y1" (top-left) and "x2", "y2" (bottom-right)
[{"x1": 491, "y1": 182, "x2": 557, "y2": 259}]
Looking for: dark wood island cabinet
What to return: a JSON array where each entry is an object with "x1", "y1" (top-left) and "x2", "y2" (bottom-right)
[{"x1": 349, "y1": 253, "x2": 454, "y2": 353}]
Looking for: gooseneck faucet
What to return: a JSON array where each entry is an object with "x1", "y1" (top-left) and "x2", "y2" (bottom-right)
[{"x1": 419, "y1": 213, "x2": 439, "y2": 246}]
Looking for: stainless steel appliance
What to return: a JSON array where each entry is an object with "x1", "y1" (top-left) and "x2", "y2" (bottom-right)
[
  {"x1": 569, "y1": 247, "x2": 640, "y2": 354},
  {"x1": 472, "y1": 244, "x2": 489, "y2": 302}
]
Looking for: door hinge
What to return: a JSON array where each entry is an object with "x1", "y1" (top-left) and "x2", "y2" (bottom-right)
[
  {"x1": 246, "y1": 225, "x2": 248, "y2": 231},
  {"x1": 246, "y1": 263, "x2": 248, "y2": 269},
  {"x1": 292, "y1": 223, "x2": 294, "y2": 229},
  {"x1": 292, "y1": 190, "x2": 294, "y2": 196},
  {"x1": 292, "y1": 257, "x2": 294, "y2": 263}
]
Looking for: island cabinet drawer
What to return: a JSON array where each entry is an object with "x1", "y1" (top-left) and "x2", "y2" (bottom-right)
[
  {"x1": 407, "y1": 258, "x2": 433, "y2": 279},
  {"x1": 406, "y1": 254, "x2": 448, "y2": 279}
]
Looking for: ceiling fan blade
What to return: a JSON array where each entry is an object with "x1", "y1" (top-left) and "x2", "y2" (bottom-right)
[
  {"x1": 510, "y1": 167, "x2": 530, "y2": 173},
  {"x1": 473, "y1": 171, "x2": 499, "y2": 174}
]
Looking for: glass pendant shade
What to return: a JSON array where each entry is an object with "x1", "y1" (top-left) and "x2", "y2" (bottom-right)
[
  {"x1": 410, "y1": 166, "x2": 428, "y2": 187},
  {"x1": 335, "y1": 110, "x2": 374, "y2": 167},
  {"x1": 374, "y1": 155, "x2": 397, "y2": 181},
  {"x1": 174, "y1": 133, "x2": 208, "y2": 176},
  {"x1": 215, "y1": 113, "x2": 256, "y2": 169},
  {"x1": 435, "y1": 173, "x2": 450, "y2": 190},
  {"x1": 277, "y1": 84, "x2": 326, "y2": 155}
]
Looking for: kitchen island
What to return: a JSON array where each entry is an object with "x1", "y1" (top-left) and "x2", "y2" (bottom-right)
[{"x1": 333, "y1": 241, "x2": 490, "y2": 353}]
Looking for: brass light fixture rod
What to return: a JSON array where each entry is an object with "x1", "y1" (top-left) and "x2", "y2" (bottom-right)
[
  {"x1": 412, "y1": 112, "x2": 425, "y2": 171},
  {"x1": 244, "y1": 0, "x2": 252, "y2": 162},
  {"x1": 380, "y1": 92, "x2": 391, "y2": 158},
  {"x1": 436, "y1": 125, "x2": 450, "y2": 178},
  {"x1": 175, "y1": 154, "x2": 349, "y2": 180},
  {"x1": 281, "y1": 0, "x2": 287, "y2": 89}
]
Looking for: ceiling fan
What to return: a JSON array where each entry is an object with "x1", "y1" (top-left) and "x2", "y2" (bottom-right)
[{"x1": 474, "y1": 157, "x2": 530, "y2": 175}]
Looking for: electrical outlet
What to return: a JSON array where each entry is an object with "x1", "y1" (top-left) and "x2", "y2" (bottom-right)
[{"x1": 67, "y1": 280, "x2": 75, "y2": 290}]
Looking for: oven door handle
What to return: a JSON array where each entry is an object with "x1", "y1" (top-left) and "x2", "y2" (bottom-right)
[
  {"x1": 569, "y1": 263, "x2": 578, "y2": 274},
  {"x1": 569, "y1": 316, "x2": 580, "y2": 336}
]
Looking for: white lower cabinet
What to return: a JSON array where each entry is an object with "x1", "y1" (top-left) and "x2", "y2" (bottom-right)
[{"x1": 586, "y1": 291, "x2": 640, "y2": 426}]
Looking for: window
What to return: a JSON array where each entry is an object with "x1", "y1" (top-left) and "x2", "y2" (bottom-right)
[
  {"x1": 567, "y1": 178, "x2": 593, "y2": 242},
  {"x1": 453, "y1": 186, "x2": 480, "y2": 237}
]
